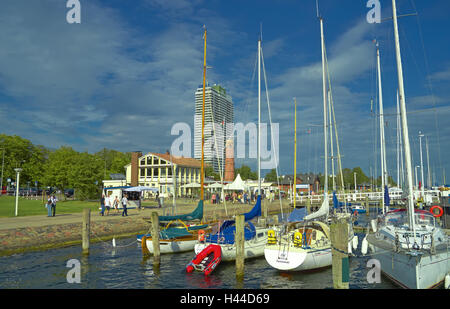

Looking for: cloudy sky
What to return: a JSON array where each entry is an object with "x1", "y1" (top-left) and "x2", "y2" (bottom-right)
[{"x1": 0, "y1": 0, "x2": 449, "y2": 184}]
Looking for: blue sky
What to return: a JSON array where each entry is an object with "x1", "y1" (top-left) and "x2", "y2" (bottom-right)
[{"x1": 0, "y1": 0, "x2": 449, "y2": 184}]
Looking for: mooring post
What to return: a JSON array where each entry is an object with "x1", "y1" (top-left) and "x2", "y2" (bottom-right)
[
  {"x1": 235, "y1": 214, "x2": 245, "y2": 279},
  {"x1": 151, "y1": 212, "x2": 160, "y2": 266},
  {"x1": 306, "y1": 198, "x2": 311, "y2": 214},
  {"x1": 330, "y1": 216, "x2": 349, "y2": 289},
  {"x1": 82, "y1": 208, "x2": 91, "y2": 255}
]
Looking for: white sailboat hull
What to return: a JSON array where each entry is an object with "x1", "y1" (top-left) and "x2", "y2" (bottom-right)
[
  {"x1": 195, "y1": 228, "x2": 269, "y2": 262},
  {"x1": 146, "y1": 238, "x2": 198, "y2": 254},
  {"x1": 264, "y1": 228, "x2": 355, "y2": 272},
  {"x1": 264, "y1": 245, "x2": 331, "y2": 271},
  {"x1": 370, "y1": 244, "x2": 450, "y2": 289}
]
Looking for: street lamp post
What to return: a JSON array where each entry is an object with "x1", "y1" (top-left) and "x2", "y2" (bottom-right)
[
  {"x1": 14, "y1": 168, "x2": 22, "y2": 216},
  {"x1": 354, "y1": 172, "x2": 357, "y2": 193},
  {"x1": 0, "y1": 148, "x2": 4, "y2": 195}
]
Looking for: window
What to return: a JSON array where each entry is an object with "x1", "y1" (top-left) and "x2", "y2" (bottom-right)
[
  {"x1": 160, "y1": 159, "x2": 167, "y2": 165},
  {"x1": 153, "y1": 168, "x2": 159, "y2": 176},
  {"x1": 140, "y1": 168, "x2": 145, "y2": 177},
  {"x1": 140, "y1": 159, "x2": 146, "y2": 166},
  {"x1": 153, "y1": 157, "x2": 158, "y2": 165}
]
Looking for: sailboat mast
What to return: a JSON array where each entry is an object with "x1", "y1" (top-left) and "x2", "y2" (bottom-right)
[
  {"x1": 328, "y1": 90, "x2": 335, "y2": 192},
  {"x1": 200, "y1": 26, "x2": 207, "y2": 201},
  {"x1": 293, "y1": 98, "x2": 297, "y2": 208},
  {"x1": 392, "y1": 0, "x2": 416, "y2": 233},
  {"x1": 426, "y1": 136, "x2": 431, "y2": 188},
  {"x1": 258, "y1": 38, "x2": 262, "y2": 196},
  {"x1": 320, "y1": 17, "x2": 328, "y2": 197},
  {"x1": 396, "y1": 90, "x2": 400, "y2": 188},
  {"x1": 376, "y1": 43, "x2": 387, "y2": 213},
  {"x1": 419, "y1": 131, "x2": 425, "y2": 196}
]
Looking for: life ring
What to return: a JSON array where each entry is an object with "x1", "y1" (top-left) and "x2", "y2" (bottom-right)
[
  {"x1": 198, "y1": 229, "x2": 205, "y2": 242},
  {"x1": 430, "y1": 205, "x2": 444, "y2": 218}
]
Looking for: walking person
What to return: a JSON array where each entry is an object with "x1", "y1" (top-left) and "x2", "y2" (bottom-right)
[
  {"x1": 122, "y1": 194, "x2": 128, "y2": 216},
  {"x1": 113, "y1": 196, "x2": 120, "y2": 214},
  {"x1": 105, "y1": 194, "x2": 112, "y2": 216},
  {"x1": 46, "y1": 195, "x2": 53, "y2": 217},
  {"x1": 156, "y1": 191, "x2": 161, "y2": 208},
  {"x1": 100, "y1": 194, "x2": 105, "y2": 216},
  {"x1": 51, "y1": 194, "x2": 57, "y2": 217}
]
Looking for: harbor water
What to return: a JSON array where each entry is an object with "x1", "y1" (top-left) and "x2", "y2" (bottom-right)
[
  {"x1": 0, "y1": 211, "x2": 399, "y2": 289},
  {"x1": 0, "y1": 233, "x2": 397, "y2": 289}
]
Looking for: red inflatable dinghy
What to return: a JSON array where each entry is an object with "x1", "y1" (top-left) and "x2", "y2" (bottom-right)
[{"x1": 186, "y1": 244, "x2": 221, "y2": 276}]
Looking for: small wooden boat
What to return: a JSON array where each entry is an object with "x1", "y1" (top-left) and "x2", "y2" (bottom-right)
[{"x1": 186, "y1": 244, "x2": 222, "y2": 276}]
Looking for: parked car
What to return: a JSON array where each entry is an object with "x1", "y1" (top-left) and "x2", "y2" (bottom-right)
[{"x1": 64, "y1": 189, "x2": 74, "y2": 198}]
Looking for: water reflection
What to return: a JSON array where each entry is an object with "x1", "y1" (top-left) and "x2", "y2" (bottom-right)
[{"x1": 0, "y1": 233, "x2": 398, "y2": 289}]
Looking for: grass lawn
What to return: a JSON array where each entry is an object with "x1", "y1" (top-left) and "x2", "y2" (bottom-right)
[{"x1": 0, "y1": 196, "x2": 101, "y2": 218}]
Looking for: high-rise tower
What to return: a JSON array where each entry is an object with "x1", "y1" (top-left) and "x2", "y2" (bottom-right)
[{"x1": 194, "y1": 84, "x2": 234, "y2": 174}]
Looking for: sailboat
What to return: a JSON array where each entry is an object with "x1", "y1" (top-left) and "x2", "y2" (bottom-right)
[
  {"x1": 138, "y1": 26, "x2": 212, "y2": 255},
  {"x1": 193, "y1": 35, "x2": 271, "y2": 262},
  {"x1": 264, "y1": 12, "x2": 358, "y2": 271},
  {"x1": 366, "y1": 0, "x2": 450, "y2": 289}
]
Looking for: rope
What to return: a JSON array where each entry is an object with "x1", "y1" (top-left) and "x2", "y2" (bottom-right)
[
  {"x1": 260, "y1": 46, "x2": 284, "y2": 219},
  {"x1": 88, "y1": 221, "x2": 155, "y2": 249}
]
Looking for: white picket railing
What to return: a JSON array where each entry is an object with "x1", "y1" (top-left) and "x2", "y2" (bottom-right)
[{"x1": 294, "y1": 189, "x2": 441, "y2": 205}]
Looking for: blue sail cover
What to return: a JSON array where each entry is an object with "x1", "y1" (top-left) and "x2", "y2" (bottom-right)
[
  {"x1": 384, "y1": 186, "x2": 391, "y2": 206},
  {"x1": 333, "y1": 191, "x2": 339, "y2": 208},
  {"x1": 158, "y1": 200, "x2": 203, "y2": 222},
  {"x1": 205, "y1": 221, "x2": 257, "y2": 245},
  {"x1": 287, "y1": 207, "x2": 307, "y2": 222},
  {"x1": 244, "y1": 195, "x2": 262, "y2": 221},
  {"x1": 333, "y1": 191, "x2": 351, "y2": 208},
  {"x1": 205, "y1": 195, "x2": 262, "y2": 244}
]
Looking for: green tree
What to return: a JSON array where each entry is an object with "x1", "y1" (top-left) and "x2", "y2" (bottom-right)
[
  {"x1": 264, "y1": 169, "x2": 279, "y2": 182},
  {"x1": 0, "y1": 134, "x2": 49, "y2": 188},
  {"x1": 235, "y1": 165, "x2": 257, "y2": 180},
  {"x1": 204, "y1": 165, "x2": 220, "y2": 181},
  {"x1": 95, "y1": 148, "x2": 131, "y2": 179},
  {"x1": 71, "y1": 152, "x2": 103, "y2": 200},
  {"x1": 42, "y1": 146, "x2": 79, "y2": 193}
]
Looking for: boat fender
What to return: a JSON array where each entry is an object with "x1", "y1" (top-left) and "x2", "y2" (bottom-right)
[
  {"x1": 370, "y1": 219, "x2": 377, "y2": 233},
  {"x1": 430, "y1": 205, "x2": 444, "y2": 218},
  {"x1": 112, "y1": 238, "x2": 116, "y2": 247},
  {"x1": 352, "y1": 235, "x2": 358, "y2": 251},
  {"x1": 445, "y1": 273, "x2": 450, "y2": 290},
  {"x1": 198, "y1": 230, "x2": 205, "y2": 242},
  {"x1": 348, "y1": 241, "x2": 352, "y2": 255},
  {"x1": 361, "y1": 236, "x2": 368, "y2": 255}
]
